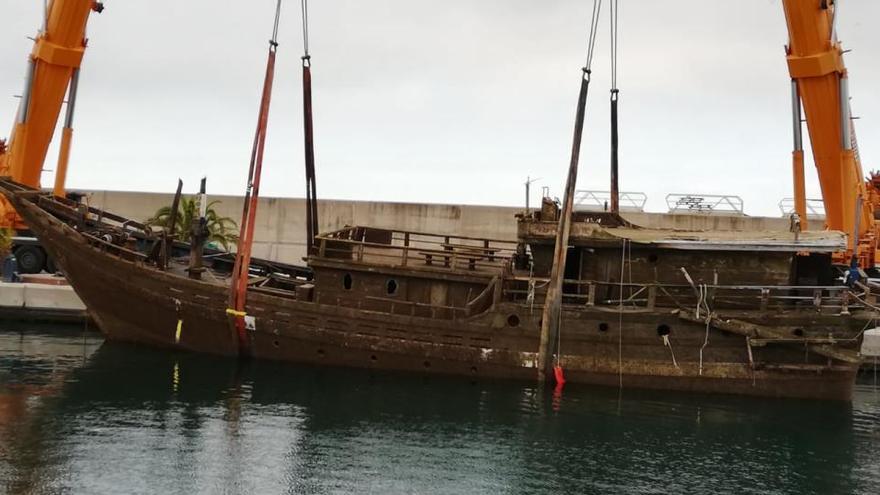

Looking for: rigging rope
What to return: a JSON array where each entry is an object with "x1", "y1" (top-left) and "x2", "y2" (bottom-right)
[
  {"x1": 584, "y1": 0, "x2": 603, "y2": 73},
  {"x1": 609, "y1": 0, "x2": 619, "y2": 91},
  {"x1": 272, "y1": 0, "x2": 282, "y2": 47},
  {"x1": 301, "y1": 0, "x2": 310, "y2": 57}
]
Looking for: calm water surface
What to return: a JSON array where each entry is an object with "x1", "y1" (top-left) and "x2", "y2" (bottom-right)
[{"x1": 1, "y1": 324, "x2": 879, "y2": 494}]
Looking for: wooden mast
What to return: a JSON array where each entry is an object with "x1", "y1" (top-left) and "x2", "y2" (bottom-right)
[
  {"x1": 536, "y1": 1, "x2": 602, "y2": 382},
  {"x1": 536, "y1": 69, "x2": 592, "y2": 382}
]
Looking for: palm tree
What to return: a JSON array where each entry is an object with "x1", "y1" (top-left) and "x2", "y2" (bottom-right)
[
  {"x1": 146, "y1": 197, "x2": 239, "y2": 251},
  {"x1": 0, "y1": 228, "x2": 12, "y2": 258}
]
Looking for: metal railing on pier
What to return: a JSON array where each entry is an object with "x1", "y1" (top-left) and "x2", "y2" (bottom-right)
[
  {"x1": 574, "y1": 190, "x2": 647, "y2": 212},
  {"x1": 666, "y1": 193, "x2": 744, "y2": 215},
  {"x1": 778, "y1": 198, "x2": 826, "y2": 219}
]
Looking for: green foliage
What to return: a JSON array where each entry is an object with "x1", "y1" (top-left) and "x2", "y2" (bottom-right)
[
  {"x1": 0, "y1": 228, "x2": 12, "y2": 257},
  {"x1": 146, "y1": 197, "x2": 239, "y2": 252}
]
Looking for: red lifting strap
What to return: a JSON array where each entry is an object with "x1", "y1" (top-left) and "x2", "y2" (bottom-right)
[{"x1": 228, "y1": 3, "x2": 282, "y2": 356}]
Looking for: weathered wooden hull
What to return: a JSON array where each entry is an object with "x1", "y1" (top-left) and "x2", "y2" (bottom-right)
[{"x1": 9, "y1": 192, "x2": 863, "y2": 401}]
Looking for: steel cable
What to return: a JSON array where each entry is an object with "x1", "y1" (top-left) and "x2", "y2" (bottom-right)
[
  {"x1": 301, "y1": 0, "x2": 310, "y2": 57},
  {"x1": 584, "y1": 0, "x2": 603, "y2": 73}
]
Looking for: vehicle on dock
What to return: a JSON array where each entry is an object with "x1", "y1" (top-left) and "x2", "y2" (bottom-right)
[{"x1": 0, "y1": 180, "x2": 872, "y2": 400}]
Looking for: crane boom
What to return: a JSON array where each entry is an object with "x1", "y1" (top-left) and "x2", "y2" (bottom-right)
[
  {"x1": 0, "y1": 0, "x2": 99, "y2": 229},
  {"x1": 781, "y1": 0, "x2": 876, "y2": 266}
]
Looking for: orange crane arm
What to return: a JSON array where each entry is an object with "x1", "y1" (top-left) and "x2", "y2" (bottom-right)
[
  {"x1": 781, "y1": 0, "x2": 874, "y2": 265},
  {"x1": 0, "y1": 0, "x2": 100, "y2": 228}
]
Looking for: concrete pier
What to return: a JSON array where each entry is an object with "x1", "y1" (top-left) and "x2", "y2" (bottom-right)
[
  {"x1": 85, "y1": 190, "x2": 817, "y2": 264},
  {"x1": 0, "y1": 191, "x2": 818, "y2": 324},
  {"x1": 0, "y1": 279, "x2": 87, "y2": 323}
]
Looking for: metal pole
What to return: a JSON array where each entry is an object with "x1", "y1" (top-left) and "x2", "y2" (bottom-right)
[
  {"x1": 17, "y1": 59, "x2": 36, "y2": 124},
  {"x1": 840, "y1": 76, "x2": 852, "y2": 150},
  {"x1": 852, "y1": 194, "x2": 863, "y2": 257},
  {"x1": 53, "y1": 69, "x2": 80, "y2": 197}
]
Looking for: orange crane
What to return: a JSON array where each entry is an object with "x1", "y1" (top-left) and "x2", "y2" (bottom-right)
[
  {"x1": 782, "y1": 0, "x2": 877, "y2": 269},
  {"x1": 0, "y1": 0, "x2": 102, "y2": 272}
]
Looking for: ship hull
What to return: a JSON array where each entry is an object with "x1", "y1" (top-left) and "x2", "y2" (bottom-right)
[{"x1": 9, "y1": 192, "x2": 861, "y2": 401}]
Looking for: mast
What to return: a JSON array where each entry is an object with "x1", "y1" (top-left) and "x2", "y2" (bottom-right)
[{"x1": 537, "y1": 1, "x2": 603, "y2": 382}]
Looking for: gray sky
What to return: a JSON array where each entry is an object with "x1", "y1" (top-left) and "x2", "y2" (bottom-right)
[{"x1": 2, "y1": 0, "x2": 879, "y2": 216}]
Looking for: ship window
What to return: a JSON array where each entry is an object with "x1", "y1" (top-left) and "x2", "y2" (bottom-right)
[
  {"x1": 507, "y1": 314, "x2": 520, "y2": 327},
  {"x1": 657, "y1": 324, "x2": 671, "y2": 337},
  {"x1": 343, "y1": 273, "x2": 353, "y2": 290},
  {"x1": 793, "y1": 328, "x2": 804, "y2": 337},
  {"x1": 648, "y1": 254, "x2": 659, "y2": 263},
  {"x1": 386, "y1": 279, "x2": 399, "y2": 295},
  {"x1": 598, "y1": 322, "x2": 609, "y2": 332}
]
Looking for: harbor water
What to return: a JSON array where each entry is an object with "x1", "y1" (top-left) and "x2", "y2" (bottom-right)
[{"x1": 1, "y1": 325, "x2": 879, "y2": 494}]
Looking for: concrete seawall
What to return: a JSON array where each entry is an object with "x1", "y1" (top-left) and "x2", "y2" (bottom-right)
[{"x1": 84, "y1": 190, "x2": 820, "y2": 264}]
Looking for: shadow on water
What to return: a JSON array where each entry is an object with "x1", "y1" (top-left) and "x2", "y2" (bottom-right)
[{"x1": 1, "y1": 328, "x2": 879, "y2": 494}]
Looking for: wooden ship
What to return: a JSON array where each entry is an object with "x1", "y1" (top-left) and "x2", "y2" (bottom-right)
[
  {"x1": 1, "y1": 2, "x2": 877, "y2": 401},
  {"x1": 0, "y1": 179, "x2": 872, "y2": 400}
]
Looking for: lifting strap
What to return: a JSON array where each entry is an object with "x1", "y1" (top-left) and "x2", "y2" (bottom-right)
[
  {"x1": 609, "y1": 0, "x2": 620, "y2": 215},
  {"x1": 228, "y1": 0, "x2": 283, "y2": 355},
  {"x1": 301, "y1": 0, "x2": 319, "y2": 254}
]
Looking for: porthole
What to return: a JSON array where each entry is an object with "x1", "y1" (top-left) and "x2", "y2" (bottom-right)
[
  {"x1": 273, "y1": 340, "x2": 280, "y2": 348},
  {"x1": 343, "y1": 273, "x2": 353, "y2": 290},
  {"x1": 423, "y1": 361, "x2": 431, "y2": 368},
  {"x1": 657, "y1": 324, "x2": 671, "y2": 337},
  {"x1": 507, "y1": 314, "x2": 520, "y2": 327},
  {"x1": 370, "y1": 354, "x2": 378, "y2": 362},
  {"x1": 317, "y1": 348, "x2": 326, "y2": 357},
  {"x1": 598, "y1": 322, "x2": 609, "y2": 332},
  {"x1": 648, "y1": 254, "x2": 659, "y2": 263},
  {"x1": 793, "y1": 328, "x2": 804, "y2": 337},
  {"x1": 386, "y1": 279, "x2": 399, "y2": 295}
]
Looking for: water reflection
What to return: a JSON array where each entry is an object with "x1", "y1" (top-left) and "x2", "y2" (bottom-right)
[{"x1": 1, "y1": 327, "x2": 878, "y2": 494}]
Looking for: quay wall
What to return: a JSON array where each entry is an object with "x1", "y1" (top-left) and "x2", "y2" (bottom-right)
[{"x1": 83, "y1": 190, "x2": 822, "y2": 264}]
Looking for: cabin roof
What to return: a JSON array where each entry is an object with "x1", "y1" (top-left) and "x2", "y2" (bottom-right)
[{"x1": 519, "y1": 220, "x2": 847, "y2": 253}]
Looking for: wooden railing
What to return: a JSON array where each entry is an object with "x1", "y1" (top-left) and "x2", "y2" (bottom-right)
[
  {"x1": 316, "y1": 226, "x2": 518, "y2": 273},
  {"x1": 504, "y1": 277, "x2": 870, "y2": 312}
]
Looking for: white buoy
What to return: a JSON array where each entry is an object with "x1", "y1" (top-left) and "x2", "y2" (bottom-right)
[{"x1": 861, "y1": 328, "x2": 880, "y2": 357}]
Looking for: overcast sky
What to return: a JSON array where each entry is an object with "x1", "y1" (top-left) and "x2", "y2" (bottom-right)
[{"x1": 2, "y1": 0, "x2": 879, "y2": 216}]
